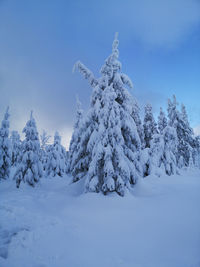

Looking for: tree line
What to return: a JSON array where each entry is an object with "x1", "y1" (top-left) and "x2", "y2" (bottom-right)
[{"x1": 0, "y1": 34, "x2": 199, "y2": 195}]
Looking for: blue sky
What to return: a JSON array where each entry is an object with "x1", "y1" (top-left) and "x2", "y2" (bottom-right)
[{"x1": 0, "y1": 0, "x2": 200, "y2": 148}]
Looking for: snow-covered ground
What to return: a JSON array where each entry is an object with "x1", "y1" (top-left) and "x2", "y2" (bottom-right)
[{"x1": 0, "y1": 169, "x2": 200, "y2": 267}]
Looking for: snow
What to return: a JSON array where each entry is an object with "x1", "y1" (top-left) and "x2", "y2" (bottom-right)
[{"x1": 0, "y1": 170, "x2": 200, "y2": 267}]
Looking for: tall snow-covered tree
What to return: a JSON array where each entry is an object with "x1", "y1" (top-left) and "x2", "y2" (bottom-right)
[
  {"x1": 46, "y1": 131, "x2": 67, "y2": 177},
  {"x1": 0, "y1": 107, "x2": 11, "y2": 180},
  {"x1": 14, "y1": 112, "x2": 43, "y2": 187},
  {"x1": 143, "y1": 103, "x2": 158, "y2": 148},
  {"x1": 167, "y1": 95, "x2": 194, "y2": 166},
  {"x1": 10, "y1": 130, "x2": 21, "y2": 166},
  {"x1": 67, "y1": 97, "x2": 83, "y2": 173},
  {"x1": 71, "y1": 33, "x2": 142, "y2": 196},
  {"x1": 158, "y1": 107, "x2": 167, "y2": 134}
]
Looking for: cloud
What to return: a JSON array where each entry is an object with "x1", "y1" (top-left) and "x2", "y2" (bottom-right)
[{"x1": 89, "y1": 0, "x2": 200, "y2": 48}]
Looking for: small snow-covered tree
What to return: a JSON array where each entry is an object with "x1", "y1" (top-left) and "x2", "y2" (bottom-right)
[
  {"x1": 10, "y1": 130, "x2": 21, "y2": 166},
  {"x1": 40, "y1": 130, "x2": 51, "y2": 171},
  {"x1": 193, "y1": 136, "x2": 200, "y2": 168},
  {"x1": 158, "y1": 107, "x2": 167, "y2": 134},
  {"x1": 143, "y1": 103, "x2": 158, "y2": 148},
  {"x1": 72, "y1": 33, "x2": 142, "y2": 196},
  {"x1": 147, "y1": 126, "x2": 178, "y2": 177},
  {"x1": 40, "y1": 130, "x2": 51, "y2": 150},
  {"x1": 14, "y1": 112, "x2": 43, "y2": 187},
  {"x1": 67, "y1": 97, "x2": 83, "y2": 173},
  {"x1": 0, "y1": 107, "x2": 11, "y2": 180},
  {"x1": 167, "y1": 96, "x2": 195, "y2": 166},
  {"x1": 163, "y1": 126, "x2": 177, "y2": 175},
  {"x1": 46, "y1": 132, "x2": 67, "y2": 177}
]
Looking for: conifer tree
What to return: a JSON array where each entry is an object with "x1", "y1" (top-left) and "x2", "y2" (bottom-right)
[
  {"x1": 167, "y1": 96, "x2": 194, "y2": 166},
  {"x1": 67, "y1": 97, "x2": 83, "y2": 173},
  {"x1": 147, "y1": 125, "x2": 178, "y2": 177},
  {"x1": 158, "y1": 107, "x2": 167, "y2": 134},
  {"x1": 10, "y1": 130, "x2": 21, "y2": 166},
  {"x1": 131, "y1": 99, "x2": 144, "y2": 148},
  {"x1": 46, "y1": 132, "x2": 67, "y2": 177},
  {"x1": 40, "y1": 130, "x2": 51, "y2": 171},
  {"x1": 0, "y1": 107, "x2": 11, "y2": 180},
  {"x1": 14, "y1": 112, "x2": 43, "y2": 187},
  {"x1": 143, "y1": 103, "x2": 158, "y2": 148},
  {"x1": 72, "y1": 33, "x2": 142, "y2": 196}
]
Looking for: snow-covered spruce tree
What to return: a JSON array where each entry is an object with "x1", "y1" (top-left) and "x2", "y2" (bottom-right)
[
  {"x1": 0, "y1": 107, "x2": 11, "y2": 180},
  {"x1": 72, "y1": 33, "x2": 142, "y2": 196},
  {"x1": 40, "y1": 130, "x2": 51, "y2": 171},
  {"x1": 163, "y1": 126, "x2": 178, "y2": 175},
  {"x1": 167, "y1": 95, "x2": 195, "y2": 166},
  {"x1": 131, "y1": 99, "x2": 144, "y2": 148},
  {"x1": 11, "y1": 130, "x2": 21, "y2": 166},
  {"x1": 14, "y1": 112, "x2": 43, "y2": 187},
  {"x1": 193, "y1": 136, "x2": 200, "y2": 168},
  {"x1": 158, "y1": 107, "x2": 167, "y2": 134},
  {"x1": 143, "y1": 103, "x2": 158, "y2": 148},
  {"x1": 45, "y1": 132, "x2": 67, "y2": 177},
  {"x1": 148, "y1": 134, "x2": 165, "y2": 177},
  {"x1": 67, "y1": 97, "x2": 83, "y2": 173},
  {"x1": 147, "y1": 126, "x2": 178, "y2": 176}
]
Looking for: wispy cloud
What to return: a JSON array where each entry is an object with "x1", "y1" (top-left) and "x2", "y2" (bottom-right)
[{"x1": 106, "y1": 0, "x2": 200, "y2": 47}]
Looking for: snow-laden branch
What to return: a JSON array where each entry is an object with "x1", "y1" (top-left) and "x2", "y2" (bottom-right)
[
  {"x1": 73, "y1": 61, "x2": 98, "y2": 88},
  {"x1": 121, "y1": 73, "x2": 133, "y2": 89}
]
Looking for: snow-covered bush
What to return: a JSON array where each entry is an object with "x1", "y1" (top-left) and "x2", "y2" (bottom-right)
[
  {"x1": 14, "y1": 112, "x2": 43, "y2": 187},
  {"x1": 0, "y1": 107, "x2": 11, "y2": 180},
  {"x1": 45, "y1": 132, "x2": 67, "y2": 177},
  {"x1": 71, "y1": 33, "x2": 142, "y2": 196}
]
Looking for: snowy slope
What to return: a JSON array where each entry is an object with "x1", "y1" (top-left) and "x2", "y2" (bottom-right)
[{"x1": 0, "y1": 170, "x2": 200, "y2": 267}]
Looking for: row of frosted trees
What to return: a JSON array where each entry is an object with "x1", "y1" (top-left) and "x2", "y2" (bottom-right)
[
  {"x1": 0, "y1": 109, "x2": 68, "y2": 187},
  {"x1": 0, "y1": 34, "x2": 200, "y2": 195}
]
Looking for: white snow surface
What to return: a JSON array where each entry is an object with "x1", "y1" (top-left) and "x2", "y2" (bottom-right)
[{"x1": 0, "y1": 170, "x2": 200, "y2": 267}]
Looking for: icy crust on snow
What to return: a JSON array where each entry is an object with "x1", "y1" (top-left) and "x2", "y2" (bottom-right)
[{"x1": 0, "y1": 170, "x2": 200, "y2": 267}]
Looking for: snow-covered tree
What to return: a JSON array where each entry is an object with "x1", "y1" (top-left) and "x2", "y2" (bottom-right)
[
  {"x1": 0, "y1": 107, "x2": 11, "y2": 180},
  {"x1": 40, "y1": 130, "x2": 51, "y2": 171},
  {"x1": 10, "y1": 130, "x2": 21, "y2": 166},
  {"x1": 158, "y1": 107, "x2": 167, "y2": 134},
  {"x1": 72, "y1": 33, "x2": 142, "y2": 196},
  {"x1": 148, "y1": 134, "x2": 165, "y2": 177},
  {"x1": 131, "y1": 99, "x2": 144, "y2": 148},
  {"x1": 14, "y1": 112, "x2": 43, "y2": 187},
  {"x1": 146, "y1": 125, "x2": 178, "y2": 177},
  {"x1": 40, "y1": 130, "x2": 51, "y2": 150},
  {"x1": 193, "y1": 136, "x2": 200, "y2": 168},
  {"x1": 167, "y1": 96, "x2": 194, "y2": 166},
  {"x1": 46, "y1": 131, "x2": 67, "y2": 177},
  {"x1": 163, "y1": 126, "x2": 178, "y2": 175},
  {"x1": 67, "y1": 97, "x2": 83, "y2": 173},
  {"x1": 143, "y1": 103, "x2": 158, "y2": 148}
]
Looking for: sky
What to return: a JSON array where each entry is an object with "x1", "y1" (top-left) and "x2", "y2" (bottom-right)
[{"x1": 0, "y1": 0, "x2": 200, "y2": 148}]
